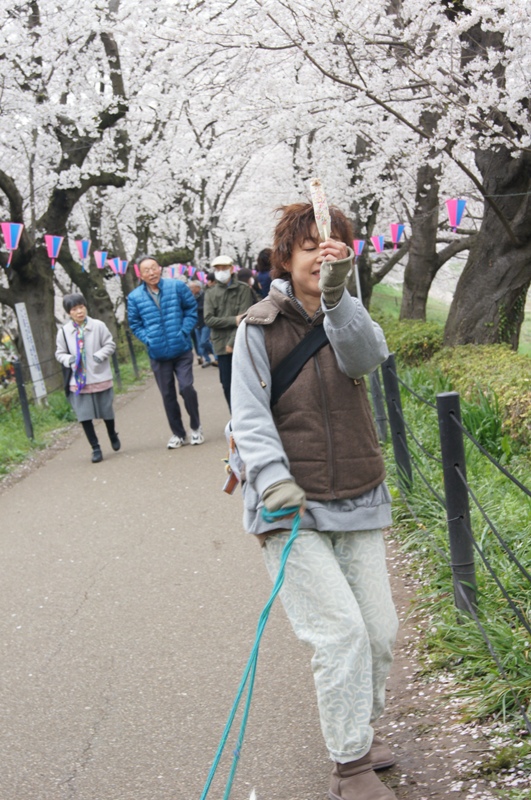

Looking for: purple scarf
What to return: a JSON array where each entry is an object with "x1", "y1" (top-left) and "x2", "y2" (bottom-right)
[{"x1": 73, "y1": 321, "x2": 87, "y2": 394}]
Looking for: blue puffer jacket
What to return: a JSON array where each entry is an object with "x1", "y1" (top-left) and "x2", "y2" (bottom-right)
[{"x1": 127, "y1": 279, "x2": 198, "y2": 361}]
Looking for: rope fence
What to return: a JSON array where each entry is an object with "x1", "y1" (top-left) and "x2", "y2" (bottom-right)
[{"x1": 377, "y1": 353, "x2": 531, "y2": 735}]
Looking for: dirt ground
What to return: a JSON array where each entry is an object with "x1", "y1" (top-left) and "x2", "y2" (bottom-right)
[{"x1": 1, "y1": 377, "x2": 527, "y2": 800}]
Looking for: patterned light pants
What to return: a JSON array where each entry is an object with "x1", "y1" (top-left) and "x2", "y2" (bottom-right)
[{"x1": 263, "y1": 528, "x2": 398, "y2": 763}]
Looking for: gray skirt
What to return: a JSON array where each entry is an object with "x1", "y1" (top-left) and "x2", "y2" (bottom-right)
[{"x1": 69, "y1": 387, "x2": 115, "y2": 422}]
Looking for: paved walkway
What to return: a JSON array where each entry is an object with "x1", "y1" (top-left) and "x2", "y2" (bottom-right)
[{"x1": 0, "y1": 365, "x2": 498, "y2": 800}]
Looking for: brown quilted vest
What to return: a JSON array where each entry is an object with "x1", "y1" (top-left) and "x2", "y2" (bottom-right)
[{"x1": 244, "y1": 287, "x2": 386, "y2": 501}]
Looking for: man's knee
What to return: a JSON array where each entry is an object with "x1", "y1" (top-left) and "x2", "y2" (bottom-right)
[{"x1": 179, "y1": 382, "x2": 195, "y2": 398}]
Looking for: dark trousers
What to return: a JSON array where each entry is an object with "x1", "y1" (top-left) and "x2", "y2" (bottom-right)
[
  {"x1": 81, "y1": 419, "x2": 116, "y2": 448},
  {"x1": 216, "y1": 353, "x2": 233, "y2": 411},
  {"x1": 151, "y1": 350, "x2": 200, "y2": 438}
]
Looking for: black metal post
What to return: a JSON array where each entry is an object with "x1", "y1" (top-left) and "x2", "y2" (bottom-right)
[
  {"x1": 380, "y1": 353, "x2": 412, "y2": 491},
  {"x1": 370, "y1": 370, "x2": 388, "y2": 443},
  {"x1": 13, "y1": 359, "x2": 34, "y2": 440},
  {"x1": 112, "y1": 352, "x2": 123, "y2": 391},
  {"x1": 436, "y1": 391, "x2": 477, "y2": 613},
  {"x1": 125, "y1": 329, "x2": 139, "y2": 379}
]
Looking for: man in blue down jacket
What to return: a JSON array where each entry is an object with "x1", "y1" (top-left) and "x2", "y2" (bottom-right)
[{"x1": 128, "y1": 255, "x2": 203, "y2": 448}]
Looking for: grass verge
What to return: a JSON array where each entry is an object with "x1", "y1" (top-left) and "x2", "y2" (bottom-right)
[{"x1": 380, "y1": 358, "x2": 531, "y2": 796}]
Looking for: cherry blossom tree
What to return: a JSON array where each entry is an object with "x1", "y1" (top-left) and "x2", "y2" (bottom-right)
[
  {"x1": 3, "y1": 0, "x2": 530, "y2": 368},
  {"x1": 193, "y1": 0, "x2": 530, "y2": 340},
  {"x1": 0, "y1": 0, "x2": 133, "y2": 385}
]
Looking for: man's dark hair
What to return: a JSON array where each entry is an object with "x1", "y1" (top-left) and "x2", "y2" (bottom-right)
[
  {"x1": 137, "y1": 254, "x2": 159, "y2": 269},
  {"x1": 237, "y1": 268, "x2": 254, "y2": 283},
  {"x1": 63, "y1": 293, "x2": 87, "y2": 313},
  {"x1": 256, "y1": 248, "x2": 272, "y2": 273}
]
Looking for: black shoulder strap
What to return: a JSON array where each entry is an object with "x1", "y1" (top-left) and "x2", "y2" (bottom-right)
[
  {"x1": 62, "y1": 328, "x2": 70, "y2": 354},
  {"x1": 270, "y1": 325, "x2": 328, "y2": 407}
]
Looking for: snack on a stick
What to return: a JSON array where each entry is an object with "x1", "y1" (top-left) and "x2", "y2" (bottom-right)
[{"x1": 309, "y1": 178, "x2": 331, "y2": 241}]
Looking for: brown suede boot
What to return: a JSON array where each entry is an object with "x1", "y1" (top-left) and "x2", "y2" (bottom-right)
[
  {"x1": 329, "y1": 752, "x2": 397, "y2": 800},
  {"x1": 370, "y1": 735, "x2": 396, "y2": 770}
]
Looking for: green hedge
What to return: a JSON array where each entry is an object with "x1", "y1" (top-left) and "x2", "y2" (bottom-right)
[
  {"x1": 376, "y1": 315, "x2": 444, "y2": 365},
  {"x1": 374, "y1": 314, "x2": 531, "y2": 446},
  {"x1": 430, "y1": 344, "x2": 531, "y2": 446}
]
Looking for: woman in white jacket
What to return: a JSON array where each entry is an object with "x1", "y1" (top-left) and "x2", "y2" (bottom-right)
[{"x1": 55, "y1": 293, "x2": 120, "y2": 463}]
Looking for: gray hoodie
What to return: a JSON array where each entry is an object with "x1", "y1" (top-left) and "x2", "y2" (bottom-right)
[{"x1": 231, "y1": 279, "x2": 392, "y2": 535}]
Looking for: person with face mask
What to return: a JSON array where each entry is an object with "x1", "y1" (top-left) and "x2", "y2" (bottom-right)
[{"x1": 203, "y1": 255, "x2": 254, "y2": 410}]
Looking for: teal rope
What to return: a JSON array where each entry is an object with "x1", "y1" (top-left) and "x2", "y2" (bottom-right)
[{"x1": 199, "y1": 507, "x2": 301, "y2": 800}]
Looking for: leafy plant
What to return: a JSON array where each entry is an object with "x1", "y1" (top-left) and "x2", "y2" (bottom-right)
[
  {"x1": 382, "y1": 354, "x2": 531, "y2": 732},
  {"x1": 375, "y1": 315, "x2": 444, "y2": 365}
]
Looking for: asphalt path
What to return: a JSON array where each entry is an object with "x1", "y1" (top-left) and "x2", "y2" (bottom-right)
[
  {"x1": 1, "y1": 363, "x2": 503, "y2": 800},
  {"x1": 0, "y1": 365, "x2": 328, "y2": 800}
]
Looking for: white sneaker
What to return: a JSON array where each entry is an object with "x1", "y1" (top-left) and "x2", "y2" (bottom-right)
[
  {"x1": 190, "y1": 427, "x2": 204, "y2": 445},
  {"x1": 167, "y1": 435, "x2": 186, "y2": 449}
]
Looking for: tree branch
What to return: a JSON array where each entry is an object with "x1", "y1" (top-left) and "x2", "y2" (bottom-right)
[
  {"x1": 372, "y1": 241, "x2": 411, "y2": 283},
  {"x1": 261, "y1": 9, "x2": 521, "y2": 248},
  {"x1": 80, "y1": 172, "x2": 127, "y2": 192},
  {"x1": 0, "y1": 169, "x2": 25, "y2": 220},
  {"x1": 99, "y1": 31, "x2": 128, "y2": 132},
  {"x1": 437, "y1": 235, "x2": 476, "y2": 267}
]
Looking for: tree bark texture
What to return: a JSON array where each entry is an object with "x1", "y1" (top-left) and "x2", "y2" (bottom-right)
[
  {"x1": 7, "y1": 253, "x2": 60, "y2": 391},
  {"x1": 445, "y1": 148, "x2": 531, "y2": 348},
  {"x1": 400, "y1": 163, "x2": 440, "y2": 321}
]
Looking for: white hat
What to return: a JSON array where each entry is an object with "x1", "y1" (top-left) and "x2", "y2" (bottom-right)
[{"x1": 211, "y1": 254, "x2": 233, "y2": 268}]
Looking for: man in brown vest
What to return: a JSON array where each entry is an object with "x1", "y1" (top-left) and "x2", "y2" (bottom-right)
[{"x1": 231, "y1": 203, "x2": 399, "y2": 800}]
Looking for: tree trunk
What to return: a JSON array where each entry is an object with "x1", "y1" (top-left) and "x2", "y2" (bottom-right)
[
  {"x1": 445, "y1": 148, "x2": 531, "y2": 348},
  {"x1": 9, "y1": 253, "x2": 61, "y2": 392},
  {"x1": 347, "y1": 252, "x2": 374, "y2": 308},
  {"x1": 400, "y1": 163, "x2": 440, "y2": 320},
  {"x1": 346, "y1": 137, "x2": 379, "y2": 308}
]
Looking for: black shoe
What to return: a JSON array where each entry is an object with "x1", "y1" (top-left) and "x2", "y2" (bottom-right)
[
  {"x1": 110, "y1": 433, "x2": 121, "y2": 452},
  {"x1": 92, "y1": 447, "x2": 103, "y2": 463}
]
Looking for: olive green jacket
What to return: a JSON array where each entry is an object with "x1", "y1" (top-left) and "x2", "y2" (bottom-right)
[{"x1": 203, "y1": 279, "x2": 254, "y2": 355}]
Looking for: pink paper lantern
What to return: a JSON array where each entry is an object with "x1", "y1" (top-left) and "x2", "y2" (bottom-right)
[
  {"x1": 75, "y1": 238, "x2": 91, "y2": 265},
  {"x1": 370, "y1": 235, "x2": 385, "y2": 254},
  {"x1": 45, "y1": 234, "x2": 64, "y2": 269},
  {"x1": 93, "y1": 250, "x2": 108, "y2": 270},
  {"x1": 446, "y1": 198, "x2": 467, "y2": 231},
  {"x1": 109, "y1": 256, "x2": 121, "y2": 275},
  {"x1": 1, "y1": 222, "x2": 24, "y2": 267},
  {"x1": 390, "y1": 224, "x2": 405, "y2": 250},
  {"x1": 353, "y1": 239, "x2": 365, "y2": 258}
]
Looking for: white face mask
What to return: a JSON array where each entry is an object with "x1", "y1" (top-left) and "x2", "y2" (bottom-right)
[{"x1": 215, "y1": 269, "x2": 231, "y2": 284}]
